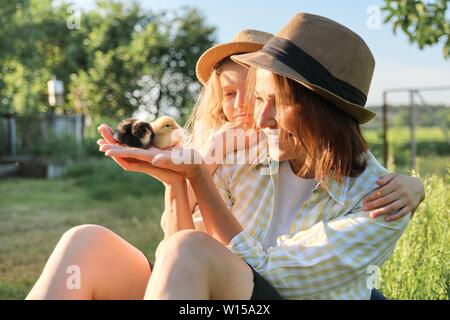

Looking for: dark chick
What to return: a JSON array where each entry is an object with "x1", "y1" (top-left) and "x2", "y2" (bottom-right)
[{"x1": 113, "y1": 118, "x2": 154, "y2": 149}]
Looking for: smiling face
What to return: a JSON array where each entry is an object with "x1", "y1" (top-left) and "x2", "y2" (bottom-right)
[
  {"x1": 253, "y1": 68, "x2": 294, "y2": 161},
  {"x1": 217, "y1": 61, "x2": 249, "y2": 122}
]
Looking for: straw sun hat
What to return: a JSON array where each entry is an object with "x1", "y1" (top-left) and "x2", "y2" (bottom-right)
[
  {"x1": 195, "y1": 29, "x2": 273, "y2": 85},
  {"x1": 231, "y1": 13, "x2": 376, "y2": 123}
]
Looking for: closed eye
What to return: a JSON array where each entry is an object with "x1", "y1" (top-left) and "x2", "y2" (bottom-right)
[{"x1": 254, "y1": 93, "x2": 263, "y2": 102}]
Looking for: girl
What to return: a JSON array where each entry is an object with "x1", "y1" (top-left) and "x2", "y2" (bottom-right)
[{"x1": 27, "y1": 25, "x2": 424, "y2": 299}]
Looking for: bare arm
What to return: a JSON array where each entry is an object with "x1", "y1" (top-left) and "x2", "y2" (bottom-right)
[
  {"x1": 185, "y1": 162, "x2": 219, "y2": 213},
  {"x1": 188, "y1": 166, "x2": 242, "y2": 245},
  {"x1": 161, "y1": 181, "x2": 195, "y2": 240}
]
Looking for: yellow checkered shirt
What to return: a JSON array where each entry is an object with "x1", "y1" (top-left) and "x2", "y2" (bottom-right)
[{"x1": 191, "y1": 152, "x2": 410, "y2": 299}]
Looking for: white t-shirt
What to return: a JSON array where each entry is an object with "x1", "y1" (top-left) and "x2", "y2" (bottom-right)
[{"x1": 261, "y1": 161, "x2": 317, "y2": 250}]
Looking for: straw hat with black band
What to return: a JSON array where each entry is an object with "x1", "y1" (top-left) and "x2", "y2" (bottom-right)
[
  {"x1": 196, "y1": 29, "x2": 273, "y2": 86},
  {"x1": 231, "y1": 13, "x2": 376, "y2": 124}
]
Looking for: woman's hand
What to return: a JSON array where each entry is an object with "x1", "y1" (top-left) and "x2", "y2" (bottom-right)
[
  {"x1": 99, "y1": 127, "x2": 204, "y2": 181},
  {"x1": 362, "y1": 173, "x2": 425, "y2": 221},
  {"x1": 97, "y1": 124, "x2": 184, "y2": 186}
]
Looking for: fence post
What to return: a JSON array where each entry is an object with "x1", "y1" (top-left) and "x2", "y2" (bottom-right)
[
  {"x1": 75, "y1": 114, "x2": 83, "y2": 159},
  {"x1": 10, "y1": 116, "x2": 16, "y2": 156},
  {"x1": 409, "y1": 90, "x2": 417, "y2": 171},
  {"x1": 382, "y1": 91, "x2": 388, "y2": 168}
]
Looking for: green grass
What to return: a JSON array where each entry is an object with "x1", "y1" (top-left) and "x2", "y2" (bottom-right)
[
  {"x1": 0, "y1": 159, "x2": 165, "y2": 299},
  {"x1": 0, "y1": 158, "x2": 448, "y2": 300},
  {"x1": 381, "y1": 173, "x2": 450, "y2": 299},
  {"x1": 363, "y1": 126, "x2": 448, "y2": 145}
]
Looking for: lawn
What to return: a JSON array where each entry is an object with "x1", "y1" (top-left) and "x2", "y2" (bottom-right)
[
  {"x1": 0, "y1": 159, "x2": 165, "y2": 299},
  {"x1": 0, "y1": 157, "x2": 448, "y2": 300}
]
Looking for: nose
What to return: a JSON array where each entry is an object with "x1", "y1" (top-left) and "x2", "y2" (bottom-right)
[
  {"x1": 255, "y1": 100, "x2": 277, "y2": 129},
  {"x1": 234, "y1": 91, "x2": 246, "y2": 113}
]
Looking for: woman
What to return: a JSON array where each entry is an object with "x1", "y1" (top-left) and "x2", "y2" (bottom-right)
[{"x1": 26, "y1": 21, "x2": 423, "y2": 299}]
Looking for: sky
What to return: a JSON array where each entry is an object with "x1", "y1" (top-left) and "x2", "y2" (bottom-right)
[{"x1": 71, "y1": 0, "x2": 450, "y2": 106}]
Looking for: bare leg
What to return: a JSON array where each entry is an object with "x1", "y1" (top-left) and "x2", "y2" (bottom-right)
[
  {"x1": 26, "y1": 224, "x2": 151, "y2": 300},
  {"x1": 144, "y1": 230, "x2": 254, "y2": 300}
]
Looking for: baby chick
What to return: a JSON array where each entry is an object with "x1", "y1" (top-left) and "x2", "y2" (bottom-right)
[
  {"x1": 113, "y1": 118, "x2": 154, "y2": 149},
  {"x1": 150, "y1": 116, "x2": 181, "y2": 149}
]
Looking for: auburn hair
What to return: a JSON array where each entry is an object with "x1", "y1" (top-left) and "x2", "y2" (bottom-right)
[{"x1": 245, "y1": 66, "x2": 368, "y2": 185}]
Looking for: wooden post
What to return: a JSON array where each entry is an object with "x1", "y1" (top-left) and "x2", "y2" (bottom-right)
[
  {"x1": 382, "y1": 91, "x2": 388, "y2": 168},
  {"x1": 10, "y1": 116, "x2": 16, "y2": 156},
  {"x1": 75, "y1": 114, "x2": 83, "y2": 159},
  {"x1": 410, "y1": 90, "x2": 417, "y2": 171}
]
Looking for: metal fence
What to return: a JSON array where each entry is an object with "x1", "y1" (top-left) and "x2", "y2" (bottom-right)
[
  {"x1": 0, "y1": 113, "x2": 84, "y2": 158},
  {"x1": 382, "y1": 86, "x2": 450, "y2": 171}
]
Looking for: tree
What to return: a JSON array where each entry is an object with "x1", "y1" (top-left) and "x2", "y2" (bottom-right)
[
  {"x1": 0, "y1": 0, "x2": 92, "y2": 115},
  {"x1": 0, "y1": 0, "x2": 216, "y2": 123},
  {"x1": 70, "y1": 4, "x2": 216, "y2": 122},
  {"x1": 382, "y1": 0, "x2": 450, "y2": 58}
]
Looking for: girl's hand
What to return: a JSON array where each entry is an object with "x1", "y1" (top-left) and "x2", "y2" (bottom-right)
[
  {"x1": 201, "y1": 122, "x2": 260, "y2": 175},
  {"x1": 97, "y1": 124, "x2": 184, "y2": 186},
  {"x1": 362, "y1": 173, "x2": 425, "y2": 222}
]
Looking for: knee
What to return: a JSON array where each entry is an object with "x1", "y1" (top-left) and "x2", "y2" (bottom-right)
[
  {"x1": 60, "y1": 224, "x2": 114, "y2": 249},
  {"x1": 156, "y1": 230, "x2": 212, "y2": 264}
]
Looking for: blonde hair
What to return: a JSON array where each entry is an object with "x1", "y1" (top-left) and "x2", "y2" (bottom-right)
[{"x1": 184, "y1": 58, "x2": 234, "y2": 151}]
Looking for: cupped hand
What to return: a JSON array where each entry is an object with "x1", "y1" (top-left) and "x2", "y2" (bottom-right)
[{"x1": 97, "y1": 124, "x2": 184, "y2": 186}]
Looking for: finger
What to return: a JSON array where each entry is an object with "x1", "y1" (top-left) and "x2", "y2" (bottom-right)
[
  {"x1": 105, "y1": 147, "x2": 156, "y2": 162},
  {"x1": 107, "y1": 154, "x2": 148, "y2": 172},
  {"x1": 113, "y1": 155, "x2": 179, "y2": 180},
  {"x1": 112, "y1": 156, "x2": 146, "y2": 172},
  {"x1": 376, "y1": 173, "x2": 397, "y2": 186},
  {"x1": 110, "y1": 156, "x2": 129, "y2": 171},
  {"x1": 98, "y1": 123, "x2": 114, "y2": 135},
  {"x1": 363, "y1": 182, "x2": 397, "y2": 204},
  {"x1": 97, "y1": 139, "x2": 106, "y2": 145},
  {"x1": 385, "y1": 206, "x2": 411, "y2": 222},
  {"x1": 363, "y1": 191, "x2": 401, "y2": 211},
  {"x1": 151, "y1": 154, "x2": 180, "y2": 172},
  {"x1": 104, "y1": 153, "x2": 127, "y2": 170},
  {"x1": 99, "y1": 143, "x2": 128, "y2": 153},
  {"x1": 98, "y1": 124, "x2": 117, "y2": 144},
  {"x1": 369, "y1": 199, "x2": 406, "y2": 218},
  {"x1": 151, "y1": 154, "x2": 171, "y2": 167}
]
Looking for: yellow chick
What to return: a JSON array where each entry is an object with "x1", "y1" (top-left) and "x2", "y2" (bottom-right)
[{"x1": 151, "y1": 116, "x2": 181, "y2": 149}]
